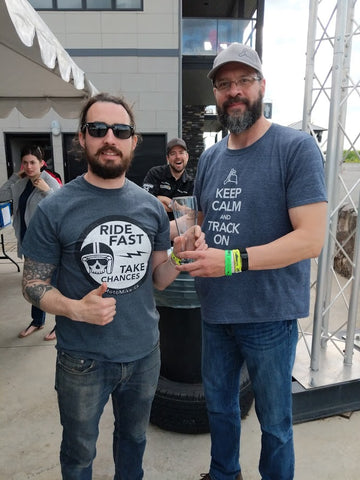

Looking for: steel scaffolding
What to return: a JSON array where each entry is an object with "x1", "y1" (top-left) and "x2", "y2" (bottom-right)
[{"x1": 292, "y1": 0, "x2": 360, "y2": 421}]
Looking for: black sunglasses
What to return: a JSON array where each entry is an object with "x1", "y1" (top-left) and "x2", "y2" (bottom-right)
[{"x1": 83, "y1": 122, "x2": 134, "y2": 139}]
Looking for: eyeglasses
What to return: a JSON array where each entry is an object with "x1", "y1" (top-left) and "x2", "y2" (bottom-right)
[
  {"x1": 214, "y1": 75, "x2": 261, "y2": 92},
  {"x1": 83, "y1": 122, "x2": 134, "y2": 139}
]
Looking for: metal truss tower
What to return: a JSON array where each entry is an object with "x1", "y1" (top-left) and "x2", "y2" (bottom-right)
[{"x1": 292, "y1": 0, "x2": 360, "y2": 422}]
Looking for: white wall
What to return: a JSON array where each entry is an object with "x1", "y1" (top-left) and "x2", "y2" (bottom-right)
[
  {"x1": 0, "y1": 0, "x2": 180, "y2": 185},
  {"x1": 41, "y1": 0, "x2": 180, "y2": 134}
]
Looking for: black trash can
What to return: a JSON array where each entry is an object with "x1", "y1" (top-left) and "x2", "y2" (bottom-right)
[{"x1": 154, "y1": 271, "x2": 202, "y2": 383}]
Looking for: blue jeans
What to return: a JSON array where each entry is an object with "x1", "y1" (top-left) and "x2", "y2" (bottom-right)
[
  {"x1": 31, "y1": 305, "x2": 46, "y2": 327},
  {"x1": 30, "y1": 269, "x2": 58, "y2": 327},
  {"x1": 202, "y1": 320, "x2": 298, "y2": 480},
  {"x1": 55, "y1": 345, "x2": 160, "y2": 480}
]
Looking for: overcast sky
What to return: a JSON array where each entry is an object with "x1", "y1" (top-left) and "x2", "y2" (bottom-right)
[
  {"x1": 261, "y1": 0, "x2": 360, "y2": 150},
  {"x1": 262, "y1": 0, "x2": 310, "y2": 127}
]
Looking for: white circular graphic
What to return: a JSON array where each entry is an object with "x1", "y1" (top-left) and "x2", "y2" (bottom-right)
[{"x1": 79, "y1": 218, "x2": 152, "y2": 294}]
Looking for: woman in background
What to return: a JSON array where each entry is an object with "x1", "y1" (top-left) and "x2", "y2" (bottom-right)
[{"x1": 0, "y1": 145, "x2": 61, "y2": 340}]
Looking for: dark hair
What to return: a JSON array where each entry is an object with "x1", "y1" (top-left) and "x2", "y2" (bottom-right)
[
  {"x1": 71, "y1": 93, "x2": 142, "y2": 159},
  {"x1": 20, "y1": 145, "x2": 44, "y2": 161},
  {"x1": 78, "y1": 93, "x2": 137, "y2": 134}
]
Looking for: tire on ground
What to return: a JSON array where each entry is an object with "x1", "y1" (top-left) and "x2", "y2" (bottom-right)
[{"x1": 150, "y1": 365, "x2": 254, "y2": 434}]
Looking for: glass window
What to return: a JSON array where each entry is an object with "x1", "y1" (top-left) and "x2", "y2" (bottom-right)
[
  {"x1": 87, "y1": 0, "x2": 112, "y2": 8},
  {"x1": 182, "y1": 19, "x2": 217, "y2": 55},
  {"x1": 57, "y1": 0, "x2": 82, "y2": 7},
  {"x1": 29, "y1": 0, "x2": 142, "y2": 9},
  {"x1": 182, "y1": 18, "x2": 255, "y2": 56},
  {"x1": 29, "y1": 0, "x2": 53, "y2": 7},
  {"x1": 116, "y1": 0, "x2": 142, "y2": 8},
  {"x1": 218, "y1": 19, "x2": 250, "y2": 50}
]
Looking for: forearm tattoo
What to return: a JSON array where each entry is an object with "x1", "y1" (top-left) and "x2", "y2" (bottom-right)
[{"x1": 22, "y1": 257, "x2": 56, "y2": 308}]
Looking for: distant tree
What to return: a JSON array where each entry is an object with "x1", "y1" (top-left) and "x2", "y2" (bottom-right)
[{"x1": 343, "y1": 150, "x2": 360, "y2": 163}]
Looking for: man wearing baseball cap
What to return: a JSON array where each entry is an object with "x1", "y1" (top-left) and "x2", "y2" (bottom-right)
[
  {"x1": 176, "y1": 43, "x2": 327, "y2": 480},
  {"x1": 143, "y1": 137, "x2": 194, "y2": 220}
]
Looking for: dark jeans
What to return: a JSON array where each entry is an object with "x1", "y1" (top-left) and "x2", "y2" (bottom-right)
[
  {"x1": 55, "y1": 345, "x2": 161, "y2": 480},
  {"x1": 29, "y1": 269, "x2": 57, "y2": 327},
  {"x1": 202, "y1": 320, "x2": 298, "y2": 480},
  {"x1": 30, "y1": 305, "x2": 46, "y2": 327}
]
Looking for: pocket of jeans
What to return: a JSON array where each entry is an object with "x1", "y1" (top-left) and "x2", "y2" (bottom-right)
[{"x1": 57, "y1": 350, "x2": 96, "y2": 375}]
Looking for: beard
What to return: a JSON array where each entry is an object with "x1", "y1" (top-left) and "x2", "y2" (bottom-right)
[
  {"x1": 86, "y1": 146, "x2": 133, "y2": 179},
  {"x1": 217, "y1": 92, "x2": 263, "y2": 134},
  {"x1": 169, "y1": 162, "x2": 185, "y2": 175}
]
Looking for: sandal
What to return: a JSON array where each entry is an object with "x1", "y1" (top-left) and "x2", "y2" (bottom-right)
[
  {"x1": 44, "y1": 327, "x2": 56, "y2": 341},
  {"x1": 18, "y1": 322, "x2": 44, "y2": 338}
]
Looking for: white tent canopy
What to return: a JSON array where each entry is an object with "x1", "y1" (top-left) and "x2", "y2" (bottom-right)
[{"x1": 0, "y1": 0, "x2": 97, "y2": 118}]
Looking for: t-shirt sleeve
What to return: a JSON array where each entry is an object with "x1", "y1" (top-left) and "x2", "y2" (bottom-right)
[
  {"x1": 152, "y1": 205, "x2": 171, "y2": 252},
  {"x1": 22, "y1": 206, "x2": 61, "y2": 265},
  {"x1": 286, "y1": 135, "x2": 327, "y2": 209},
  {"x1": 142, "y1": 168, "x2": 160, "y2": 196}
]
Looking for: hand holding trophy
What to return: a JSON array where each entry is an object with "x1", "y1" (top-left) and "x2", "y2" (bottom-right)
[{"x1": 172, "y1": 196, "x2": 198, "y2": 264}]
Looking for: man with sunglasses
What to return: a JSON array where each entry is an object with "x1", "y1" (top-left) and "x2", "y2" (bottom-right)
[
  {"x1": 20, "y1": 93, "x2": 205, "y2": 480},
  {"x1": 142, "y1": 137, "x2": 194, "y2": 220},
  {"x1": 176, "y1": 43, "x2": 327, "y2": 480}
]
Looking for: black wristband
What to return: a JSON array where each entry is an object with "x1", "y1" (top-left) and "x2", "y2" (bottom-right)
[{"x1": 240, "y1": 248, "x2": 248, "y2": 272}]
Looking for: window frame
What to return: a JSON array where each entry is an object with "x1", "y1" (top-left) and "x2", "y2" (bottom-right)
[{"x1": 29, "y1": 0, "x2": 143, "y2": 11}]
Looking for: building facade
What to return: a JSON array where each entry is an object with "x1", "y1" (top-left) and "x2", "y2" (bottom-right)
[{"x1": 0, "y1": 0, "x2": 261, "y2": 185}]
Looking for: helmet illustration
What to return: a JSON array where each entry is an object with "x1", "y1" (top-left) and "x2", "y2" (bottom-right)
[{"x1": 81, "y1": 242, "x2": 114, "y2": 275}]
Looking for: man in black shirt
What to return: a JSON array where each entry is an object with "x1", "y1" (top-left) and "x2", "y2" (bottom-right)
[{"x1": 142, "y1": 138, "x2": 194, "y2": 220}]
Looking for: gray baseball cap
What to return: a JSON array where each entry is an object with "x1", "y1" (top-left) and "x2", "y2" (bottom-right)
[
  {"x1": 207, "y1": 43, "x2": 262, "y2": 81},
  {"x1": 167, "y1": 138, "x2": 188, "y2": 154}
]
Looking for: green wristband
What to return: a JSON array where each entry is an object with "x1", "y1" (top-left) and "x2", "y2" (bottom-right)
[
  {"x1": 225, "y1": 250, "x2": 232, "y2": 276},
  {"x1": 170, "y1": 251, "x2": 181, "y2": 266}
]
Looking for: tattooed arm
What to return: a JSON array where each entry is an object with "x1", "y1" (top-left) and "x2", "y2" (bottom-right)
[
  {"x1": 22, "y1": 257, "x2": 116, "y2": 325},
  {"x1": 22, "y1": 257, "x2": 56, "y2": 309}
]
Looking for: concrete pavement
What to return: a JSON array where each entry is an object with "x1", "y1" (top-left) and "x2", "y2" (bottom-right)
[{"x1": 1, "y1": 226, "x2": 360, "y2": 480}]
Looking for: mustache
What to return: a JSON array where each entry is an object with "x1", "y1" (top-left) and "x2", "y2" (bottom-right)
[
  {"x1": 223, "y1": 96, "x2": 250, "y2": 110},
  {"x1": 96, "y1": 146, "x2": 122, "y2": 157}
]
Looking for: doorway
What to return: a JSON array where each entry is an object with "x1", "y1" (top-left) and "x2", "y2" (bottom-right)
[
  {"x1": 62, "y1": 132, "x2": 167, "y2": 185},
  {"x1": 5, "y1": 133, "x2": 53, "y2": 178}
]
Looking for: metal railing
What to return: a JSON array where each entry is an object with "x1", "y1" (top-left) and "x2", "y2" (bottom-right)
[{"x1": 300, "y1": 0, "x2": 360, "y2": 383}]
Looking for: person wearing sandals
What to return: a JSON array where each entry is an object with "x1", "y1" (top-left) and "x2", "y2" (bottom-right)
[
  {"x1": 20, "y1": 93, "x2": 206, "y2": 479},
  {"x1": 0, "y1": 144, "x2": 61, "y2": 340}
]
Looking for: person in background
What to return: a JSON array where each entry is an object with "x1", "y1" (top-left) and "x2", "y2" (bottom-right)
[
  {"x1": 0, "y1": 144, "x2": 61, "y2": 341},
  {"x1": 175, "y1": 43, "x2": 328, "y2": 480},
  {"x1": 20, "y1": 93, "x2": 206, "y2": 480},
  {"x1": 142, "y1": 137, "x2": 194, "y2": 220},
  {"x1": 41, "y1": 162, "x2": 63, "y2": 186}
]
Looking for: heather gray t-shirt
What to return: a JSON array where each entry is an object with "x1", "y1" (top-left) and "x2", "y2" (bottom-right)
[
  {"x1": 22, "y1": 175, "x2": 170, "y2": 362},
  {"x1": 194, "y1": 123, "x2": 327, "y2": 324}
]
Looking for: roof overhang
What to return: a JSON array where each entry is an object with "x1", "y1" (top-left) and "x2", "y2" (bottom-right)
[{"x1": 0, "y1": 0, "x2": 98, "y2": 118}]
